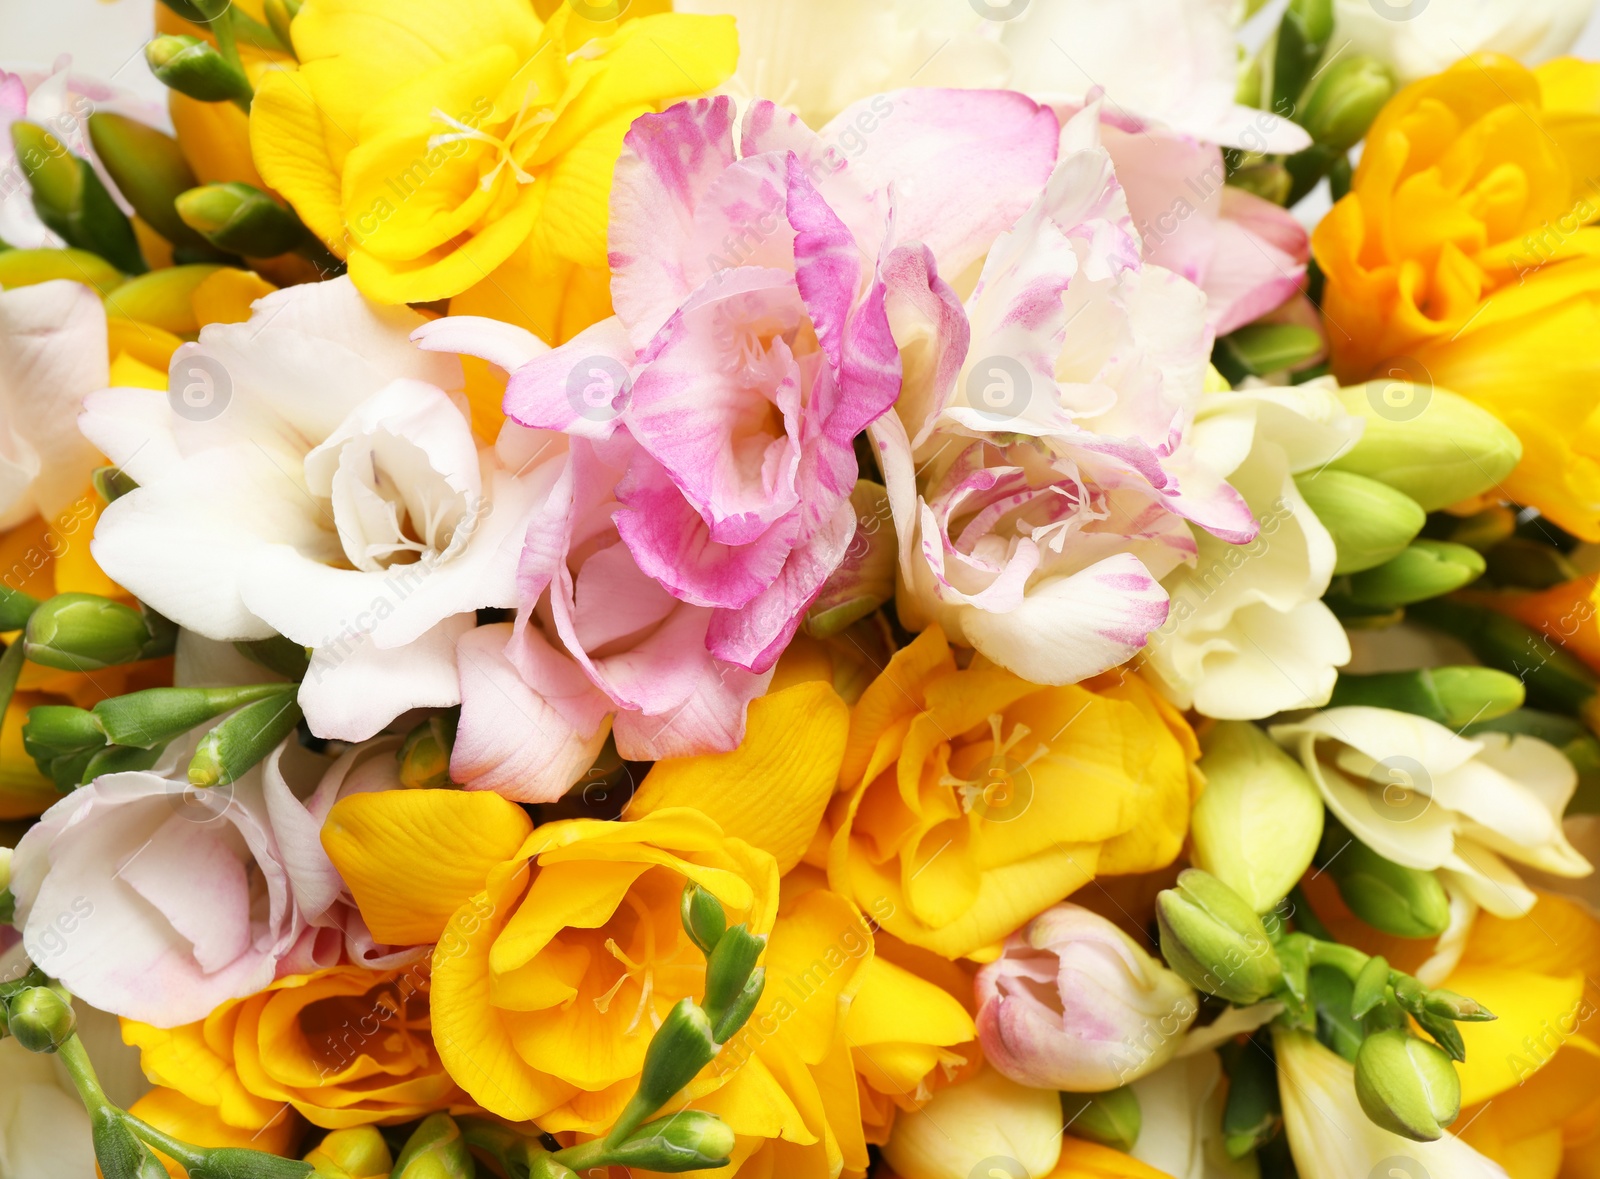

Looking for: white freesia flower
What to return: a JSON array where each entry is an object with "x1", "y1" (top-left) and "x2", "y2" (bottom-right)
[
  {"x1": 882, "y1": 1066, "x2": 1063, "y2": 1179},
  {"x1": 80, "y1": 277, "x2": 543, "y2": 741},
  {"x1": 1144, "y1": 380, "x2": 1360, "y2": 718},
  {"x1": 1128, "y1": 1051, "x2": 1258, "y2": 1179},
  {"x1": 0, "y1": 279, "x2": 107, "y2": 531},
  {"x1": 1001, "y1": 0, "x2": 1310, "y2": 152},
  {"x1": 1332, "y1": 0, "x2": 1596, "y2": 84},
  {"x1": 1271, "y1": 707, "x2": 1593, "y2": 917},
  {"x1": 673, "y1": 0, "x2": 1007, "y2": 127},
  {"x1": 1274, "y1": 1027, "x2": 1511, "y2": 1179}
]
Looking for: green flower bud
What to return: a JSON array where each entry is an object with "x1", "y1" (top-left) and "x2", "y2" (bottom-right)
[
  {"x1": 1328, "y1": 667, "x2": 1524, "y2": 729},
  {"x1": 1294, "y1": 470, "x2": 1425, "y2": 574},
  {"x1": 24, "y1": 594, "x2": 177, "y2": 672},
  {"x1": 701, "y1": 924, "x2": 766, "y2": 1035},
  {"x1": 188, "y1": 687, "x2": 304, "y2": 788},
  {"x1": 93, "y1": 466, "x2": 140, "y2": 505},
  {"x1": 397, "y1": 713, "x2": 458, "y2": 789},
  {"x1": 22, "y1": 704, "x2": 110, "y2": 791},
  {"x1": 528, "y1": 1159, "x2": 578, "y2": 1179},
  {"x1": 0, "y1": 586, "x2": 42, "y2": 631},
  {"x1": 598, "y1": 1111, "x2": 737, "y2": 1172},
  {"x1": 176, "y1": 183, "x2": 308, "y2": 258},
  {"x1": 1330, "y1": 384, "x2": 1522, "y2": 512},
  {"x1": 1351, "y1": 954, "x2": 1391, "y2": 1020},
  {"x1": 1213, "y1": 323, "x2": 1324, "y2": 383},
  {"x1": 9, "y1": 122, "x2": 146, "y2": 275},
  {"x1": 265, "y1": 0, "x2": 302, "y2": 49},
  {"x1": 805, "y1": 480, "x2": 895, "y2": 638},
  {"x1": 680, "y1": 883, "x2": 727, "y2": 956},
  {"x1": 0, "y1": 247, "x2": 125, "y2": 295},
  {"x1": 6, "y1": 986, "x2": 77, "y2": 1053},
  {"x1": 1219, "y1": 1038, "x2": 1281, "y2": 1159},
  {"x1": 1190, "y1": 721, "x2": 1324, "y2": 913},
  {"x1": 1155, "y1": 869, "x2": 1283, "y2": 1004},
  {"x1": 1297, "y1": 55, "x2": 1393, "y2": 151},
  {"x1": 86, "y1": 113, "x2": 216, "y2": 256},
  {"x1": 93, "y1": 684, "x2": 289, "y2": 749},
  {"x1": 188, "y1": 1148, "x2": 316, "y2": 1179},
  {"x1": 1227, "y1": 162, "x2": 1291, "y2": 205},
  {"x1": 1062, "y1": 1086, "x2": 1141, "y2": 1153},
  {"x1": 1342, "y1": 541, "x2": 1486, "y2": 608},
  {"x1": 1318, "y1": 823, "x2": 1451, "y2": 939},
  {"x1": 390, "y1": 1114, "x2": 472, "y2": 1179},
  {"x1": 92, "y1": 1108, "x2": 172, "y2": 1179},
  {"x1": 610, "y1": 999, "x2": 719, "y2": 1144},
  {"x1": 234, "y1": 635, "x2": 311, "y2": 680},
  {"x1": 1272, "y1": 0, "x2": 1334, "y2": 113},
  {"x1": 1355, "y1": 1030, "x2": 1461, "y2": 1141},
  {"x1": 145, "y1": 36, "x2": 254, "y2": 108},
  {"x1": 1421, "y1": 988, "x2": 1495, "y2": 1023}
]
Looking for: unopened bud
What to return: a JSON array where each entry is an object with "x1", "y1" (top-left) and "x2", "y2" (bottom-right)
[
  {"x1": 611, "y1": 999, "x2": 719, "y2": 1144},
  {"x1": 1298, "y1": 55, "x2": 1393, "y2": 151},
  {"x1": 680, "y1": 883, "x2": 726, "y2": 956},
  {"x1": 600, "y1": 1112, "x2": 737, "y2": 1172},
  {"x1": 188, "y1": 1148, "x2": 316, "y2": 1179},
  {"x1": 1272, "y1": 0, "x2": 1335, "y2": 113},
  {"x1": 1354, "y1": 1029, "x2": 1460, "y2": 1141},
  {"x1": 24, "y1": 594, "x2": 177, "y2": 672},
  {"x1": 22, "y1": 705, "x2": 110, "y2": 790},
  {"x1": 1318, "y1": 823, "x2": 1450, "y2": 939},
  {"x1": 1342, "y1": 540, "x2": 1485, "y2": 608},
  {"x1": 176, "y1": 183, "x2": 308, "y2": 258},
  {"x1": 87, "y1": 113, "x2": 214, "y2": 256},
  {"x1": 1421, "y1": 988, "x2": 1495, "y2": 1023},
  {"x1": 390, "y1": 1114, "x2": 472, "y2": 1179},
  {"x1": 1062, "y1": 1086, "x2": 1141, "y2": 1152},
  {"x1": 1294, "y1": 471, "x2": 1424, "y2": 574},
  {"x1": 6, "y1": 986, "x2": 76, "y2": 1053},
  {"x1": 1331, "y1": 385, "x2": 1521, "y2": 512},
  {"x1": 10, "y1": 122, "x2": 146, "y2": 275},
  {"x1": 145, "y1": 36, "x2": 253, "y2": 108},
  {"x1": 1214, "y1": 323, "x2": 1324, "y2": 382},
  {"x1": 805, "y1": 480, "x2": 895, "y2": 638},
  {"x1": 398, "y1": 713, "x2": 457, "y2": 789},
  {"x1": 1155, "y1": 869, "x2": 1283, "y2": 1004},
  {"x1": 1190, "y1": 722, "x2": 1323, "y2": 913},
  {"x1": 1228, "y1": 162, "x2": 1292, "y2": 205},
  {"x1": 701, "y1": 924, "x2": 766, "y2": 1038},
  {"x1": 92, "y1": 1108, "x2": 171, "y2": 1179},
  {"x1": 0, "y1": 586, "x2": 42, "y2": 632},
  {"x1": 188, "y1": 687, "x2": 303, "y2": 788},
  {"x1": 303, "y1": 1127, "x2": 391, "y2": 1179},
  {"x1": 1328, "y1": 667, "x2": 1524, "y2": 729}
]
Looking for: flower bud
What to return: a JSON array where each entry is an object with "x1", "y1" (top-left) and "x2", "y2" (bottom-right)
[
  {"x1": 86, "y1": 113, "x2": 216, "y2": 257},
  {"x1": 92, "y1": 1107, "x2": 172, "y2": 1179},
  {"x1": 1319, "y1": 823, "x2": 1450, "y2": 939},
  {"x1": 680, "y1": 883, "x2": 726, "y2": 955},
  {"x1": 1354, "y1": 1029, "x2": 1461, "y2": 1141},
  {"x1": 1227, "y1": 161, "x2": 1291, "y2": 205},
  {"x1": 94, "y1": 685, "x2": 291, "y2": 750},
  {"x1": 1155, "y1": 869, "x2": 1283, "y2": 1004},
  {"x1": 1293, "y1": 470, "x2": 1425, "y2": 574},
  {"x1": 1272, "y1": 0, "x2": 1335, "y2": 113},
  {"x1": 1061, "y1": 1086, "x2": 1141, "y2": 1152},
  {"x1": 1327, "y1": 667, "x2": 1524, "y2": 729},
  {"x1": 145, "y1": 36, "x2": 254, "y2": 108},
  {"x1": 21, "y1": 704, "x2": 110, "y2": 790},
  {"x1": 1342, "y1": 541, "x2": 1486, "y2": 609},
  {"x1": 6, "y1": 985, "x2": 76, "y2": 1053},
  {"x1": 1298, "y1": 55, "x2": 1394, "y2": 151},
  {"x1": 9, "y1": 121, "x2": 146, "y2": 275},
  {"x1": 611, "y1": 999, "x2": 719, "y2": 1143},
  {"x1": 805, "y1": 481, "x2": 895, "y2": 638},
  {"x1": 1214, "y1": 323, "x2": 1324, "y2": 382},
  {"x1": 976, "y1": 903, "x2": 1196, "y2": 1091},
  {"x1": 1190, "y1": 721, "x2": 1324, "y2": 913},
  {"x1": 0, "y1": 586, "x2": 42, "y2": 631},
  {"x1": 304, "y1": 1127, "x2": 392, "y2": 1179},
  {"x1": 188, "y1": 687, "x2": 304, "y2": 787},
  {"x1": 24, "y1": 594, "x2": 177, "y2": 672},
  {"x1": 701, "y1": 924, "x2": 766, "y2": 1036},
  {"x1": 391, "y1": 1114, "x2": 472, "y2": 1179},
  {"x1": 177, "y1": 183, "x2": 309, "y2": 258},
  {"x1": 397, "y1": 713, "x2": 457, "y2": 789},
  {"x1": 188, "y1": 1148, "x2": 317, "y2": 1178},
  {"x1": 883, "y1": 1067, "x2": 1063, "y2": 1179},
  {"x1": 1330, "y1": 384, "x2": 1522, "y2": 512},
  {"x1": 265, "y1": 0, "x2": 302, "y2": 50},
  {"x1": 598, "y1": 1112, "x2": 737, "y2": 1172}
]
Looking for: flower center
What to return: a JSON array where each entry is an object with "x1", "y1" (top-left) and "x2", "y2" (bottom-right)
[
  {"x1": 941, "y1": 713, "x2": 1048, "y2": 819},
  {"x1": 429, "y1": 81, "x2": 553, "y2": 193},
  {"x1": 592, "y1": 894, "x2": 662, "y2": 1035}
]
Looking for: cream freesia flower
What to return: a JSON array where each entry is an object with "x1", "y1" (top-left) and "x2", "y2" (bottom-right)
[
  {"x1": 1332, "y1": 0, "x2": 1596, "y2": 84},
  {"x1": 1271, "y1": 707, "x2": 1593, "y2": 917},
  {"x1": 1144, "y1": 379, "x2": 1360, "y2": 719}
]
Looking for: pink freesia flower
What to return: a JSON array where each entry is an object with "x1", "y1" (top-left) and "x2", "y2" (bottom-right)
[
  {"x1": 875, "y1": 108, "x2": 1259, "y2": 686},
  {"x1": 9, "y1": 738, "x2": 414, "y2": 1027},
  {"x1": 974, "y1": 904, "x2": 1197, "y2": 1092}
]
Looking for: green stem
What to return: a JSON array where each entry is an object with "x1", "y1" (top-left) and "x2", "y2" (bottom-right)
[
  {"x1": 123, "y1": 1114, "x2": 209, "y2": 1171},
  {"x1": 1306, "y1": 938, "x2": 1371, "y2": 981},
  {"x1": 212, "y1": 11, "x2": 252, "y2": 112},
  {"x1": 550, "y1": 1136, "x2": 611, "y2": 1171},
  {"x1": 55, "y1": 1034, "x2": 111, "y2": 1112}
]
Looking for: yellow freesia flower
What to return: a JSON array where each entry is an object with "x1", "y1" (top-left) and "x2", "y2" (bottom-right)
[
  {"x1": 249, "y1": 0, "x2": 736, "y2": 342},
  {"x1": 129, "y1": 1086, "x2": 302, "y2": 1177},
  {"x1": 1313, "y1": 54, "x2": 1600, "y2": 539},
  {"x1": 823, "y1": 627, "x2": 1200, "y2": 960},
  {"x1": 122, "y1": 963, "x2": 476, "y2": 1134},
  {"x1": 323, "y1": 790, "x2": 780, "y2": 1133}
]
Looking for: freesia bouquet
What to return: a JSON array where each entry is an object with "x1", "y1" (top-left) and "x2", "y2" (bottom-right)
[{"x1": 5, "y1": 0, "x2": 1600, "y2": 1177}]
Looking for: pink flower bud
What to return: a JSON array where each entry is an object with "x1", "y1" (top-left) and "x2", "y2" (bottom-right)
[{"x1": 974, "y1": 903, "x2": 1197, "y2": 1092}]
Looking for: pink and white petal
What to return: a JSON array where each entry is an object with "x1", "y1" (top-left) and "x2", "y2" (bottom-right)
[
  {"x1": 832, "y1": 89, "x2": 1060, "y2": 278},
  {"x1": 611, "y1": 649, "x2": 772, "y2": 761},
  {"x1": 452, "y1": 623, "x2": 609, "y2": 803},
  {"x1": 299, "y1": 613, "x2": 474, "y2": 742},
  {"x1": 960, "y1": 552, "x2": 1172, "y2": 686},
  {"x1": 1204, "y1": 188, "x2": 1308, "y2": 336},
  {"x1": 501, "y1": 316, "x2": 637, "y2": 440},
  {"x1": 412, "y1": 314, "x2": 552, "y2": 374},
  {"x1": 882, "y1": 242, "x2": 971, "y2": 450},
  {"x1": 78, "y1": 387, "x2": 184, "y2": 488},
  {"x1": 1099, "y1": 126, "x2": 1223, "y2": 287},
  {"x1": 611, "y1": 95, "x2": 739, "y2": 346}
]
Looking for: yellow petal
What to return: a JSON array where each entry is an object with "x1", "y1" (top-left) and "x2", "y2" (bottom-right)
[
  {"x1": 1449, "y1": 964, "x2": 1587, "y2": 1106},
  {"x1": 1050, "y1": 1136, "x2": 1174, "y2": 1178},
  {"x1": 628, "y1": 682, "x2": 850, "y2": 874},
  {"x1": 130, "y1": 1087, "x2": 300, "y2": 1176},
  {"x1": 322, "y1": 788, "x2": 533, "y2": 944},
  {"x1": 192, "y1": 268, "x2": 277, "y2": 328},
  {"x1": 249, "y1": 69, "x2": 348, "y2": 254},
  {"x1": 103, "y1": 266, "x2": 225, "y2": 336}
]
